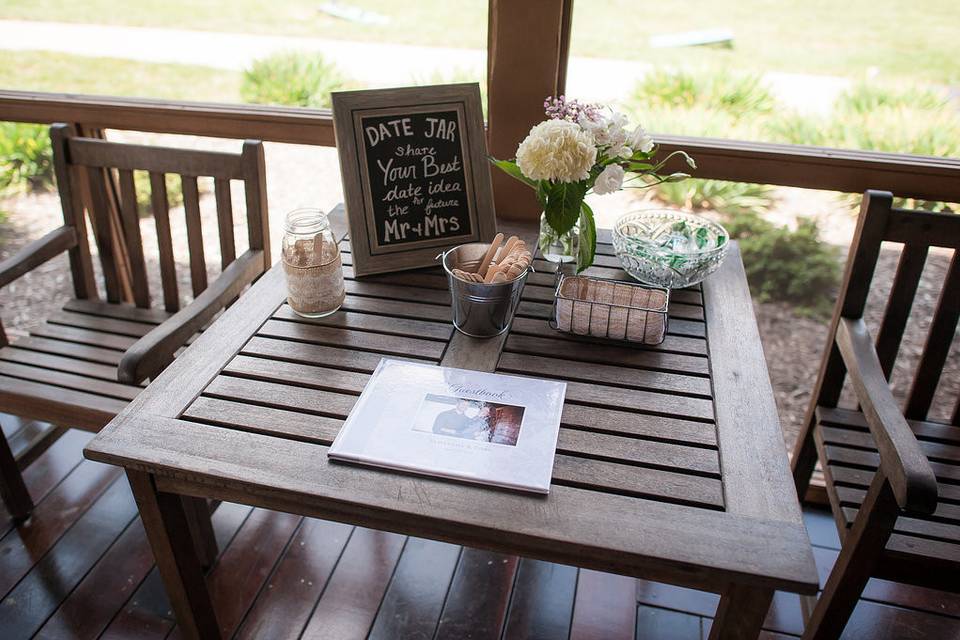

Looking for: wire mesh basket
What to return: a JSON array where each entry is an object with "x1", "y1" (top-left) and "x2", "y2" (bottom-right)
[{"x1": 550, "y1": 273, "x2": 669, "y2": 345}]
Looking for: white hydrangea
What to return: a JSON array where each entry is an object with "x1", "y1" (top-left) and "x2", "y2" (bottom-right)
[
  {"x1": 516, "y1": 120, "x2": 597, "y2": 182},
  {"x1": 593, "y1": 164, "x2": 625, "y2": 195}
]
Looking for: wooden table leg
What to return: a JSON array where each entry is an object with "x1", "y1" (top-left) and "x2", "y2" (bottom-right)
[
  {"x1": 127, "y1": 470, "x2": 221, "y2": 640},
  {"x1": 708, "y1": 583, "x2": 774, "y2": 640},
  {"x1": 182, "y1": 495, "x2": 219, "y2": 570},
  {"x1": 0, "y1": 425, "x2": 33, "y2": 521}
]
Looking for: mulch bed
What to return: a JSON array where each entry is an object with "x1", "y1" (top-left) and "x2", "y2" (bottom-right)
[{"x1": 757, "y1": 246, "x2": 958, "y2": 451}]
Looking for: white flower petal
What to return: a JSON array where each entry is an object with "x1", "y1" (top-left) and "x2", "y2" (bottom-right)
[{"x1": 593, "y1": 164, "x2": 625, "y2": 195}]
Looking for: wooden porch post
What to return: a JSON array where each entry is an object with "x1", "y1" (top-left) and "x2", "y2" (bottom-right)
[{"x1": 487, "y1": 0, "x2": 574, "y2": 221}]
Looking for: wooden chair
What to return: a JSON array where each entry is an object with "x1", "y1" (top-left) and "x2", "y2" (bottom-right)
[
  {"x1": 0, "y1": 124, "x2": 271, "y2": 523},
  {"x1": 792, "y1": 190, "x2": 959, "y2": 639}
]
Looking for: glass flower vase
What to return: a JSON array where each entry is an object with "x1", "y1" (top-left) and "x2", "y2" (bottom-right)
[{"x1": 538, "y1": 213, "x2": 579, "y2": 264}]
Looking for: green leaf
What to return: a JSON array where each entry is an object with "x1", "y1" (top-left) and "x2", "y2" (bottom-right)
[
  {"x1": 488, "y1": 157, "x2": 537, "y2": 189},
  {"x1": 577, "y1": 201, "x2": 597, "y2": 273},
  {"x1": 543, "y1": 181, "x2": 586, "y2": 235}
]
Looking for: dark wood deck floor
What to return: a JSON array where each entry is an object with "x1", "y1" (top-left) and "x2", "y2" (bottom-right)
[{"x1": 2, "y1": 420, "x2": 959, "y2": 640}]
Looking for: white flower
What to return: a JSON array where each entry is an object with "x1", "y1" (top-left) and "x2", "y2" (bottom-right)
[
  {"x1": 607, "y1": 142, "x2": 633, "y2": 160},
  {"x1": 580, "y1": 110, "x2": 633, "y2": 159},
  {"x1": 607, "y1": 111, "x2": 629, "y2": 138},
  {"x1": 628, "y1": 125, "x2": 654, "y2": 154},
  {"x1": 578, "y1": 112, "x2": 608, "y2": 144},
  {"x1": 516, "y1": 120, "x2": 597, "y2": 182},
  {"x1": 593, "y1": 164, "x2": 625, "y2": 195}
]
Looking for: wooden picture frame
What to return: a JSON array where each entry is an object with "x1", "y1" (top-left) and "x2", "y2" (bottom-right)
[{"x1": 332, "y1": 84, "x2": 497, "y2": 276}]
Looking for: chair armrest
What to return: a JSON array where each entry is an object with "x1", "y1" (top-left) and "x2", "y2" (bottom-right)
[
  {"x1": 0, "y1": 226, "x2": 77, "y2": 288},
  {"x1": 118, "y1": 249, "x2": 265, "y2": 385},
  {"x1": 836, "y1": 317, "x2": 938, "y2": 514}
]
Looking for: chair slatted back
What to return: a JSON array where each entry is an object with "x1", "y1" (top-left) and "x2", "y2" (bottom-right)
[
  {"x1": 50, "y1": 124, "x2": 270, "y2": 312},
  {"x1": 819, "y1": 190, "x2": 960, "y2": 425},
  {"x1": 904, "y1": 250, "x2": 959, "y2": 421},
  {"x1": 214, "y1": 178, "x2": 237, "y2": 269}
]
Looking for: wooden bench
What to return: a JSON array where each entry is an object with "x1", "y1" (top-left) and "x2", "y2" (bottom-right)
[
  {"x1": 0, "y1": 124, "x2": 270, "y2": 524},
  {"x1": 792, "y1": 190, "x2": 960, "y2": 639}
]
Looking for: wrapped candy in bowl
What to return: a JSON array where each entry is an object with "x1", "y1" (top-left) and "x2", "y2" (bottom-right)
[{"x1": 612, "y1": 210, "x2": 729, "y2": 289}]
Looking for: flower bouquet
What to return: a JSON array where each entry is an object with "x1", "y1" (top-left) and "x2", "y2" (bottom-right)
[{"x1": 491, "y1": 96, "x2": 696, "y2": 272}]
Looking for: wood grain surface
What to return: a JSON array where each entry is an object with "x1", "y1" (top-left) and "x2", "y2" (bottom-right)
[{"x1": 83, "y1": 214, "x2": 818, "y2": 638}]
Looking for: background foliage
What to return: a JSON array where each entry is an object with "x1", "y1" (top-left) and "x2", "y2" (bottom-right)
[
  {"x1": 241, "y1": 51, "x2": 352, "y2": 108},
  {"x1": 0, "y1": 122, "x2": 54, "y2": 195},
  {"x1": 723, "y1": 212, "x2": 840, "y2": 315}
]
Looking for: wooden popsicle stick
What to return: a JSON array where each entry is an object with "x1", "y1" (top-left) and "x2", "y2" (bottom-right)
[
  {"x1": 497, "y1": 236, "x2": 519, "y2": 264},
  {"x1": 478, "y1": 233, "x2": 504, "y2": 277},
  {"x1": 453, "y1": 268, "x2": 483, "y2": 282}
]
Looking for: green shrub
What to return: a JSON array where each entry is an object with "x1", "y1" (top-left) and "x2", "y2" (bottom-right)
[
  {"x1": 763, "y1": 113, "x2": 831, "y2": 147},
  {"x1": 629, "y1": 70, "x2": 959, "y2": 161},
  {"x1": 0, "y1": 122, "x2": 54, "y2": 194},
  {"x1": 241, "y1": 51, "x2": 351, "y2": 108},
  {"x1": 634, "y1": 68, "x2": 700, "y2": 109},
  {"x1": 766, "y1": 85, "x2": 960, "y2": 158},
  {"x1": 655, "y1": 179, "x2": 775, "y2": 216},
  {"x1": 895, "y1": 198, "x2": 956, "y2": 213},
  {"x1": 828, "y1": 107, "x2": 959, "y2": 158},
  {"x1": 837, "y1": 83, "x2": 947, "y2": 114},
  {"x1": 708, "y1": 71, "x2": 776, "y2": 116},
  {"x1": 726, "y1": 211, "x2": 839, "y2": 315},
  {"x1": 723, "y1": 209, "x2": 777, "y2": 238},
  {"x1": 641, "y1": 105, "x2": 760, "y2": 140},
  {"x1": 758, "y1": 106, "x2": 960, "y2": 160},
  {"x1": 630, "y1": 68, "x2": 775, "y2": 120}
]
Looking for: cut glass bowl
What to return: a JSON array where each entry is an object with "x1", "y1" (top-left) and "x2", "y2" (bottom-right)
[{"x1": 612, "y1": 210, "x2": 729, "y2": 289}]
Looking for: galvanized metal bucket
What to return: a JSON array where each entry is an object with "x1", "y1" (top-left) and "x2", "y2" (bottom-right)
[{"x1": 439, "y1": 242, "x2": 530, "y2": 338}]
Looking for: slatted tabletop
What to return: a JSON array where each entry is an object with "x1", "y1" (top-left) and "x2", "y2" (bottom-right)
[{"x1": 85, "y1": 207, "x2": 818, "y2": 639}]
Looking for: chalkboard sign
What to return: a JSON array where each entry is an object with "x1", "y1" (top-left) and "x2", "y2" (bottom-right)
[{"x1": 332, "y1": 84, "x2": 496, "y2": 276}]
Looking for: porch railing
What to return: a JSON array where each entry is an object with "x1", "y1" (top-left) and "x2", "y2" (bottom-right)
[{"x1": 3, "y1": 90, "x2": 959, "y2": 209}]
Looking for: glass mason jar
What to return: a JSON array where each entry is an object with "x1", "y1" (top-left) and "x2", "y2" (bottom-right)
[
  {"x1": 538, "y1": 212, "x2": 579, "y2": 264},
  {"x1": 281, "y1": 208, "x2": 345, "y2": 318}
]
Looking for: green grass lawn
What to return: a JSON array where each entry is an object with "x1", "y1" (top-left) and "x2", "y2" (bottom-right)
[
  {"x1": 0, "y1": 51, "x2": 241, "y2": 101},
  {"x1": 572, "y1": 0, "x2": 960, "y2": 85},
  {"x1": 1, "y1": 0, "x2": 958, "y2": 84}
]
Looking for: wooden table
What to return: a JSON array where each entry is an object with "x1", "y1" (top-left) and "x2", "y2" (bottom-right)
[{"x1": 85, "y1": 208, "x2": 818, "y2": 639}]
